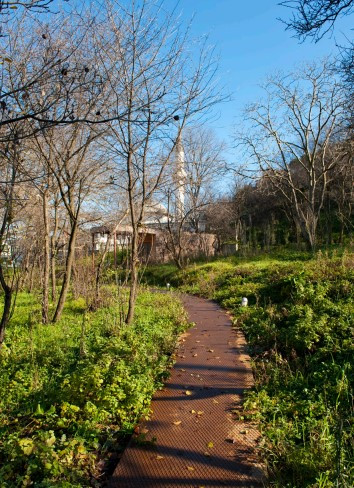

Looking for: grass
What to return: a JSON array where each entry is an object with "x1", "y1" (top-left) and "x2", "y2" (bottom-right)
[
  {"x1": 143, "y1": 249, "x2": 354, "y2": 487},
  {"x1": 0, "y1": 287, "x2": 188, "y2": 487}
]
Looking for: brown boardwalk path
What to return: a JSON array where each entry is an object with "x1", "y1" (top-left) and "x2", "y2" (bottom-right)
[{"x1": 109, "y1": 295, "x2": 264, "y2": 488}]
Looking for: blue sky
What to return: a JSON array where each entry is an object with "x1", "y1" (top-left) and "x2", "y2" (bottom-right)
[
  {"x1": 164, "y1": 0, "x2": 352, "y2": 155},
  {"x1": 50, "y1": 0, "x2": 352, "y2": 168}
]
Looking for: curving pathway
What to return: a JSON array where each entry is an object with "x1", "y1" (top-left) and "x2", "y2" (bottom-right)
[{"x1": 109, "y1": 294, "x2": 264, "y2": 488}]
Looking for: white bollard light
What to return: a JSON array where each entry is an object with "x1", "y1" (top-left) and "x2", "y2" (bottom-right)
[
  {"x1": 241, "y1": 297, "x2": 248, "y2": 307},
  {"x1": 166, "y1": 283, "x2": 171, "y2": 291}
]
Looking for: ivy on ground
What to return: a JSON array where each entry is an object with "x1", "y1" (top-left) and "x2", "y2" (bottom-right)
[
  {"x1": 145, "y1": 250, "x2": 354, "y2": 488},
  {"x1": 0, "y1": 290, "x2": 187, "y2": 487}
]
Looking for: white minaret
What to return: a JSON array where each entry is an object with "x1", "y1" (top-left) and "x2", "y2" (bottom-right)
[{"x1": 174, "y1": 131, "x2": 186, "y2": 221}]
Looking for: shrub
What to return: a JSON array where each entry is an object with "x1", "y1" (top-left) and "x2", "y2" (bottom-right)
[
  {"x1": 145, "y1": 251, "x2": 354, "y2": 487},
  {"x1": 0, "y1": 290, "x2": 187, "y2": 486}
]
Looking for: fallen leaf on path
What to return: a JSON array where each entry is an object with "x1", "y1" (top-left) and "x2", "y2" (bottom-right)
[
  {"x1": 187, "y1": 466, "x2": 195, "y2": 471},
  {"x1": 197, "y1": 411, "x2": 204, "y2": 415},
  {"x1": 190, "y1": 409, "x2": 196, "y2": 414},
  {"x1": 173, "y1": 420, "x2": 182, "y2": 425},
  {"x1": 192, "y1": 353, "x2": 198, "y2": 357},
  {"x1": 156, "y1": 455, "x2": 164, "y2": 460},
  {"x1": 208, "y1": 349, "x2": 214, "y2": 353},
  {"x1": 185, "y1": 390, "x2": 193, "y2": 396},
  {"x1": 207, "y1": 441, "x2": 214, "y2": 448},
  {"x1": 213, "y1": 399, "x2": 219, "y2": 404}
]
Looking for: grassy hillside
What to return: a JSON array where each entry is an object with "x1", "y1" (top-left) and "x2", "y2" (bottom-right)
[
  {"x1": 144, "y1": 250, "x2": 354, "y2": 487},
  {"x1": 0, "y1": 289, "x2": 187, "y2": 487}
]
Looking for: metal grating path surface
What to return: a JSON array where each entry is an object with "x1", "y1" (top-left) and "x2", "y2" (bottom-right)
[{"x1": 109, "y1": 295, "x2": 264, "y2": 488}]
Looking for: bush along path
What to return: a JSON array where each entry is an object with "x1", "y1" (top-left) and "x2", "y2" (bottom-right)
[
  {"x1": 0, "y1": 290, "x2": 188, "y2": 487},
  {"x1": 110, "y1": 294, "x2": 264, "y2": 488},
  {"x1": 143, "y1": 252, "x2": 354, "y2": 487}
]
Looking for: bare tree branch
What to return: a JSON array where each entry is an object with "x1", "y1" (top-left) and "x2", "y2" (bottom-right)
[{"x1": 279, "y1": 0, "x2": 354, "y2": 41}]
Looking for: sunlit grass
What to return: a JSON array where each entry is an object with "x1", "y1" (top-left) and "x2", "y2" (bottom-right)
[
  {"x1": 144, "y1": 249, "x2": 354, "y2": 487},
  {"x1": 0, "y1": 288, "x2": 187, "y2": 486}
]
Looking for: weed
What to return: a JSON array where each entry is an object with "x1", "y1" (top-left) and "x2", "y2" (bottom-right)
[
  {"x1": 0, "y1": 289, "x2": 187, "y2": 486},
  {"x1": 144, "y1": 251, "x2": 354, "y2": 487}
]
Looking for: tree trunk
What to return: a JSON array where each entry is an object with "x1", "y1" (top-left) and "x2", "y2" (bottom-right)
[
  {"x1": 248, "y1": 214, "x2": 252, "y2": 249},
  {"x1": 270, "y1": 213, "x2": 276, "y2": 246},
  {"x1": 51, "y1": 249, "x2": 57, "y2": 302},
  {"x1": 52, "y1": 220, "x2": 78, "y2": 323},
  {"x1": 235, "y1": 220, "x2": 240, "y2": 252},
  {"x1": 175, "y1": 256, "x2": 183, "y2": 270},
  {"x1": 0, "y1": 170, "x2": 14, "y2": 346},
  {"x1": 340, "y1": 220, "x2": 344, "y2": 245},
  {"x1": 71, "y1": 263, "x2": 79, "y2": 300},
  {"x1": 325, "y1": 196, "x2": 332, "y2": 246},
  {"x1": 114, "y1": 232, "x2": 117, "y2": 268},
  {"x1": 126, "y1": 226, "x2": 139, "y2": 325},
  {"x1": 0, "y1": 264, "x2": 12, "y2": 347},
  {"x1": 295, "y1": 221, "x2": 301, "y2": 249},
  {"x1": 20, "y1": 249, "x2": 31, "y2": 291},
  {"x1": 303, "y1": 212, "x2": 317, "y2": 251},
  {"x1": 42, "y1": 190, "x2": 50, "y2": 324},
  {"x1": 29, "y1": 257, "x2": 36, "y2": 293},
  {"x1": 50, "y1": 204, "x2": 59, "y2": 302}
]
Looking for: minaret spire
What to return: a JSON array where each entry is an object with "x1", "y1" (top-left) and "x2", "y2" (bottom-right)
[{"x1": 174, "y1": 130, "x2": 186, "y2": 220}]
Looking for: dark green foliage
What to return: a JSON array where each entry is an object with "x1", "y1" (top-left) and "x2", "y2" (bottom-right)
[
  {"x1": 0, "y1": 290, "x2": 187, "y2": 486},
  {"x1": 145, "y1": 250, "x2": 354, "y2": 487}
]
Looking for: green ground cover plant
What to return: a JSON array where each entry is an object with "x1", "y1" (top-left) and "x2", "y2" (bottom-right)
[
  {"x1": 144, "y1": 250, "x2": 354, "y2": 487},
  {"x1": 0, "y1": 289, "x2": 187, "y2": 487}
]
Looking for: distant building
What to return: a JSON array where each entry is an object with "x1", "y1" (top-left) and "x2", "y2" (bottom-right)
[{"x1": 90, "y1": 132, "x2": 216, "y2": 263}]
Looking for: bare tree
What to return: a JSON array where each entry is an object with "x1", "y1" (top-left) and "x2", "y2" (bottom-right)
[
  {"x1": 97, "y1": 0, "x2": 221, "y2": 323},
  {"x1": 280, "y1": 0, "x2": 354, "y2": 120},
  {"x1": 0, "y1": 0, "x2": 55, "y2": 37},
  {"x1": 329, "y1": 139, "x2": 354, "y2": 241},
  {"x1": 279, "y1": 0, "x2": 354, "y2": 41},
  {"x1": 0, "y1": 0, "x2": 222, "y2": 335},
  {"x1": 237, "y1": 62, "x2": 346, "y2": 250},
  {"x1": 0, "y1": 126, "x2": 32, "y2": 345},
  {"x1": 182, "y1": 127, "x2": 226, "y2": 232},
  {"x1": 204, "y1": 198, "x2": 235, "y2": 252},
  {"x1": 37, "y1": 175, "x2": 50, "y2": 323},
  {"x1": 0, "y1": 0, "x2": 54, "y2": 15},
  {"x1": 0, "y1": 6, "x2": 140, "y2": 142},
  {"x1": 26, "y1": 158, "x2": 60, "y2": 323},
  {"x1": 159, "y1": 127, "x2": 225, "y2": 267},
  {"x1": 93, "y1": 219, "x2": 126, "y2": 304},
  {"x1": 49, "y1": 190, "x2": 66, "y2": 302},
  {"x1": 31, "y1": 121, "x2": 108, "y2": 322}
]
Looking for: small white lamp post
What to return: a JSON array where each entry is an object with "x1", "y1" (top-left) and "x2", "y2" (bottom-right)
[{"x1": 241, "y1": 297, "x2": 248, "y2": 307}]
